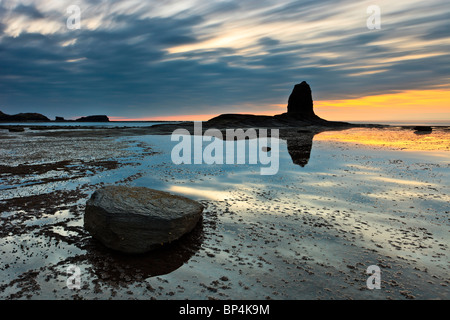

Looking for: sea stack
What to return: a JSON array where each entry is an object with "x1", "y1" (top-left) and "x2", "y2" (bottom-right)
[
  {"x1": 286, "y1": 81, "x2": 317, "y2": 118},
  {"x1": 206, "y1": 81, "x2": 346, "y2": 127}
]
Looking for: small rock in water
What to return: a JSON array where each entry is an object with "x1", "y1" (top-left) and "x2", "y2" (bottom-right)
[
  {"x1": 413, "y1": 126, "x2": 432, "y2": 133},
  {"x1": 262, "y1": 147, "x2": 271, "y2": 152},
  {"x1": 84, "y1": 186, "x2": 204, "y2": 254}
]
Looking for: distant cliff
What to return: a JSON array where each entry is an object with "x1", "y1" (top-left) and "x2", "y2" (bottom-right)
[
  {"x1": 0, "y1": 111, "x2": 50, "y2": 122},
  {"x1": 0, "y1": 111, "x2": 109, "y2": 122},
  {"x1": 75, "y1": 115, "x2": 110, "y2": 122}
]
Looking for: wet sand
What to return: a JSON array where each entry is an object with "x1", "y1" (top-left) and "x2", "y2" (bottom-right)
[{"x1": 0, "y1": 125, "x2": 448, "y2": 300}]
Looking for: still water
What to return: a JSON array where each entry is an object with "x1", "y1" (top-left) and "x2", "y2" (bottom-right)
[{"x1": 0, "y1": 126, "x2": 448, "y2": 299}]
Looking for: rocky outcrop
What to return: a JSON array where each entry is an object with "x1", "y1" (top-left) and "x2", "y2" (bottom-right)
[
  {"x1": 84, "y1": 186, "x2": 204, "y2": 254},
  {"x1": 75, "y1": 115, "x2": 109, "y2": 122},
  {"x1": 0, "y1": 111, "x2": 50, "y2": 122},
  {"x1": 204, "y1": 82, "x2": 347, "y2": 128},
  {"x1": 1, "y1": 111, "x2": 110, "y2": 123},
  {"x1": 206, "y1": 114, "x2": 281, "y2": 128}
]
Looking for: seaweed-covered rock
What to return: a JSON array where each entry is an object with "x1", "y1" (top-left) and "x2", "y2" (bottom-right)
[{"x1": 84, "y1": 186, "x2": 204, "y2": 254}]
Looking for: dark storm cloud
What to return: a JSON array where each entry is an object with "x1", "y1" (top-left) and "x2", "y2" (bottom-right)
[
  {"x1": 0, "y1": 0, "x2": 449, "y2": 118},
  {"x1": 13, "y1": 4, "x2": 45, "y2": 19},
  {"x1": 258, "y1": 37, "x2": 281, "y2": 47},
  {"x1": 0, "y1": 9, "x2": 209, "y2": 116}
]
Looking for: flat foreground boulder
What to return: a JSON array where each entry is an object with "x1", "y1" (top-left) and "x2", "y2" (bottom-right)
[{"x1": 84, "y1": 186, "x2": 204, "y2": 254}]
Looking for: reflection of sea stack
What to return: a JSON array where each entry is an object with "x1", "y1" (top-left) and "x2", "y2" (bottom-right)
[{"x1": 285, "y1": 132, "x2": 315, "y2": 167}]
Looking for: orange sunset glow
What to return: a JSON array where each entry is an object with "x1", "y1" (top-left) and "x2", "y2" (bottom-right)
[
  {"x1": 110, "y1": 89, "x2": 450, "y2": 122},
  {"x1": 314, "y1": 89, "x2": 450, "y2": 122},
  {"x1": 2, "y1": 0, "x2": 450, "y2": 302},
  {"x1": 2, "y1": 0, "x2": 450, "y2": 124}
]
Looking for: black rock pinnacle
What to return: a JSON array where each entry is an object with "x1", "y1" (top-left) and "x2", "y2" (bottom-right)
[{"x1": 287, "y1": 81, "x2": 316, "y2": 118}]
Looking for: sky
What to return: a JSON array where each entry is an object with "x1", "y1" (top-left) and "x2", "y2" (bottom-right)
[{"x1": 0, "y1": 0, "x2": 449, "y2": 121}]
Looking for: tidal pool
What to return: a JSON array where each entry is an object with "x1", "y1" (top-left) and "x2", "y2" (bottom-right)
[{"x1": 0, "y1": 126, "x2": 448, "y2": 299}]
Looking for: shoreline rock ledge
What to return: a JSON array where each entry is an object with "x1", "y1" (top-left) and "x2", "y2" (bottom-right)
[{"x1": 84, "y1": 186, "x2": 204, "y2": 254}]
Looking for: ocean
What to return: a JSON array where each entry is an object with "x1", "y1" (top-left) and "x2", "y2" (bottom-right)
[
  {"x1": 0, "y1": 125, "x2": 449, "y2": 299},
  {"x1": 1, "y1": 119, "x2": 449, "y2": 127},
  {"x1": 0, "y1": 121, "x2": 177, "y2": 127},
  {"x1": 348, "y1": 119, "x2": 450, "y2": 126}
]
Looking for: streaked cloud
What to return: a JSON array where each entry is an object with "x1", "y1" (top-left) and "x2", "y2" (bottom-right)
[{"x1": 0, "y1": 0, "x2": 449, "y2": 120}]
